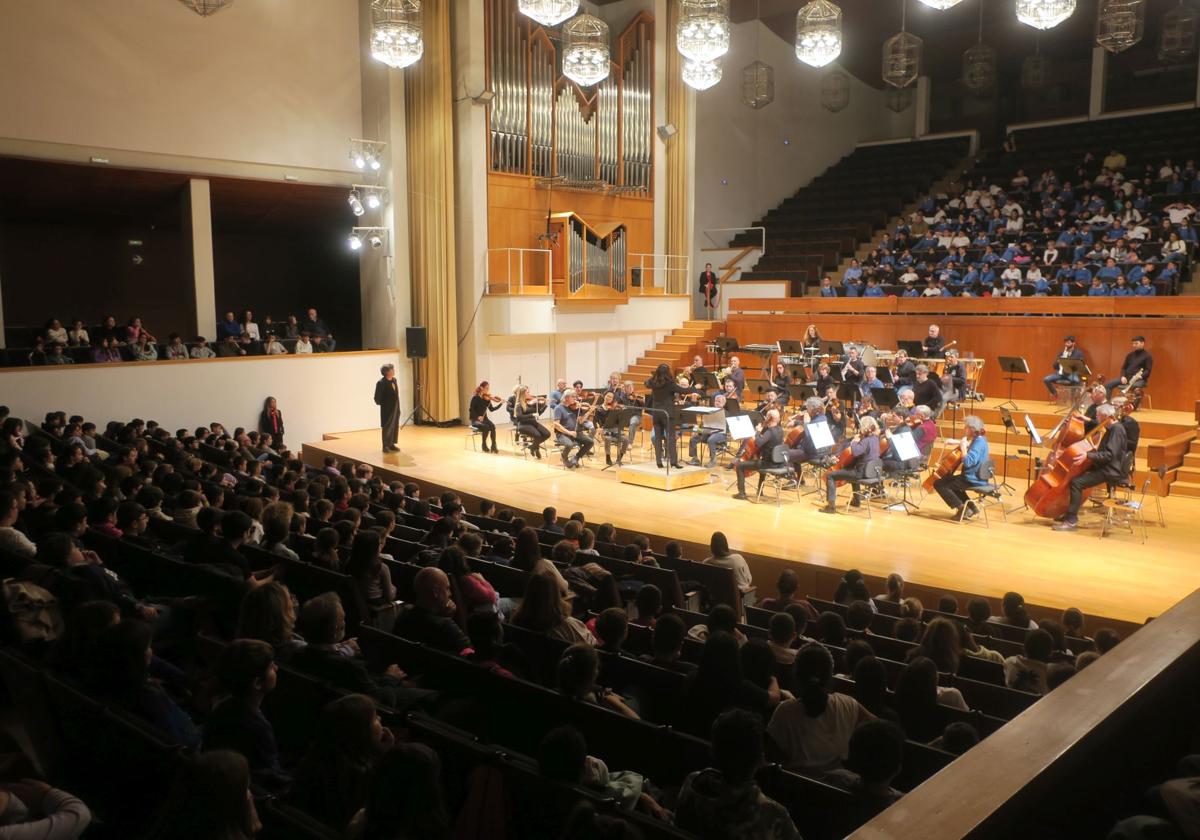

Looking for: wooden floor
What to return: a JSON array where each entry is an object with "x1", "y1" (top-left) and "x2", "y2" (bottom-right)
[{"x1": 304, "y1": 412, "x2": 1200, "y2": 627}]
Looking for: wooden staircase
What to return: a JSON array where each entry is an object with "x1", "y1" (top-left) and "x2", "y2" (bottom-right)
[
  {"x1": 1172, "y1": 438, "x2": 1200, "y2": 497},
  {"x1": 621, "y1": 320, "x2": 726, "y2": 388}
]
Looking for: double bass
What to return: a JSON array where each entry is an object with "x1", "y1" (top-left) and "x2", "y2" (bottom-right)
[{"x1": 1023, "y1": 396, "x2": 1115, "y2": 519}]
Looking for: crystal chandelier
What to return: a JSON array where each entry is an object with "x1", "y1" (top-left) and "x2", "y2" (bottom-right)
[
  {"x1": 683, "y1": 58, "x2": 723, "y2": 91},
  {"x1": 742, "y1": 60, "x2": 775, "y2": 109},
  {"x1": 886, "y1": 87, "x2": 914, "y2": 111},
  {"x1": 518, "y1": 0, "x2": 579, "y2": 27},
  {"x1": 1016, "y1": 0, "x2": 1076, "y2": 30},
  {"x1": 370, "y1": 0, "x2": 423, "y2": 69},
  {"x1": 918, "y1": 0, "x2": 962, "y2": 8},
  {"x1": 178, "y1": 0, "x2": 234, "y2": 15},
  {"x1": 1096, "y1": 0, "x2": 1145, "y2": 53},
  {"x1": 962, "y1": 2, "x2": 995, "y2": 95},
  {"x1": 821, "y1": 70, "x2": 851, "y2": 112},
  {"x1": 677, "y1": 0, "x2": 730, "y2": 63},
  {"x1": 562, "y1": 14, "x2": 610, "y2": 86},
  {"x1": 1160, "y1": 2, "x2": 1200, "y2": 62},
  {"x1": 882, "y1": 0, "x2": 922, "y2": 88},
  {"x1": 1021, "y1": 42, "x2": 1052, "y2": 90},
  {"x1": 795, "y1": 1, "x2": 843, "y2": 68}
]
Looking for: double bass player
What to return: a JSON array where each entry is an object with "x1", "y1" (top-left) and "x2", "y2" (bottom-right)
[{"x1": 1052, "y1": 404, "x2": 1127, "y2": 532}]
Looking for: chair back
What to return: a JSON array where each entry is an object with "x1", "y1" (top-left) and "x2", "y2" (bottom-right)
[
  {"x1": 978, "y1": 458, "x2": 996, "y2": 482},
  {"x1": 771, "y1": 444, "x2": 788, "y2": 465},
  {"x1": 862, "y1": 458, "x2": 884, "y2": 481}
]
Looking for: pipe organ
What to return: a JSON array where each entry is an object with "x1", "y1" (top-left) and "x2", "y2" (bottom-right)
[
  {"x1": 551, "y1": 212, "x2": 627, "y2": 296},
  {"x1": 486, "y1": 0, "x2": 654, "y2": 193}
]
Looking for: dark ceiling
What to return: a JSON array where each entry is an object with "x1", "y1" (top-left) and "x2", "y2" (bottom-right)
[{"x1": 716, "y1": 0, "x2": 1187, "y2": 89}]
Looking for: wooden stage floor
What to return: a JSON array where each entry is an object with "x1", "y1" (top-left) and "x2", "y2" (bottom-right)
[{"x1": 303, "y1": 415, "x2": 1200, "y2": 627}]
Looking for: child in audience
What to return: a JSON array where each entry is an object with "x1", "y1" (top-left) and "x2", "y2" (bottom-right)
[
  {"x1": 203, "y1": 639, "x2": 285, "y2": 778},
  {"x1": 557, "y1": 643, "x2": 639, "y2": 719},
  {"x1": 825, "y1": 720, "x2": 906, "y2": 830},
  {"x1": 68, "y1": 318, "x2": 90, "y2": 346},
  {"x1": 190, "y1": 336, "x2": 216, "y2": 359},
  {"x1": 1004, "y1": 628, "x2": 1053, "y2": 695}
]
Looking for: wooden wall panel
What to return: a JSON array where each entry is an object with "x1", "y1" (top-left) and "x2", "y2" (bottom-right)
[{"x1": 727, "y1": 312, "x2": 1200, "y2": 412}]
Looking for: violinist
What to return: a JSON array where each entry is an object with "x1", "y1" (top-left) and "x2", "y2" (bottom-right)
[
  {"x1": 932, "y1": 415, "x2": 990, "y2": 519},
  {"x1": 469, "y1": 381, "x2": 502, "y2": 453},
  {"x1": 1052, "y1": 404, "x2": 1127, "y2": 532},
  {"x1": 859, "y1": 366, "x2": 885, "y2": 399},
  {"x1": 1042, "y1": 335, "x2": 1084, "y2": 400},
  {"x1": 551, "y1": 389, "x2": 594, "y2": 469},
  {"x1": 893, "y1": 349, "x2": 916, "y2": 389},
  {"x1": 922, "y1": 324, "x2": 946, "y2": 357},
  {"x1": 509, "y1": 384, "x2": 550, "y2": 459},
  {"x1": 841, "y1": 348, "x2": 864, "y2": 390},
  {"x1": 783, "y1": 397, "x2": 829, "y2": 475},
  {"x1": 732, "y1": 409, "x2": 783, "y2": 501},
  {"x1": 825, "y1": 396, "x2": 848, "y2": 441},
  {"x1": 572, "y1": 379, "x2": 598, "y2": 433},
  {"x1": 548, "y1": 378, "x2": 569, "y2": 408},
  {"x1": 644, "y1": 363, "x2": 699, "y2": 469},
  {"x1": 813, "y1": 363, "x2": 835, "y2": 398},
  {"x1": 819, "y1": 416, "x2": 881, "y2": 514},
  {"x1": 594, "y1": 391, "x2": 630, "y2": 467},
  {"x1": 1111, "y1": 395, "x2": 1140, "y2": 454},
  {"x1": 940, "y1": 349, "x2": 967, "y2": 403},
  {"x1": 756, "y1": 389, "x2": 783, "y2": 416},
  {"x1": 721, "y1": 380, "x2": 743, "y2": 416},
  {"x1": 606, "y1": 371, "x2": 624, "y2": 398},
  {"x1": 911, "y1": 364, "x2": 944, "y2": 416},
  {"x1": 882, "y1": 405, "x2": 936, "y2": 474},
  {"x1": 895, "y1": 388, "x2": 916, "y2": 419},
  {"x1": 1104, "y1": 335, "x2": 1153, "y2": 397},
  {"x1": 686, "y1": 393, "x2": 729, "y2": 468}
]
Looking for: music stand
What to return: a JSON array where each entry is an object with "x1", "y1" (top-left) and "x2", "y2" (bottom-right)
[
  {"x1": 608, "y1": 407, "x2": 642, "y2": 470},
  {"x1": 997, "y1": 406, "x2": 1019, "y2": 494},
  {"x1": 1055, "y1": 359, "x2": 1090, "y2": 415},
  {"x1": 836, "y1": 383, "x2": 860, "y2": 407},
  {"x1": 871, "y1": 387, "x2": 899, "y2": 410},
  {"x1": 714, "y1": 337, "x2": 739, "y2": 353},
  {"x1": 876, "y1": 367, "x2": 894, "y2": 385},
  {"x1": 695, "y1": 370, "x2": 721, "y2": 395},
  {"x1": 1008, "y1": 414, "x2": 1045, "y2": 514},
  {"x1": 787, "y1": 384, "x2": 815, "y2": 405},
  {"x1": 997, "y1": 356, "x2": 1029, "y2": 411},
  {"x1": 897, "y1": 340, "x2": 925, "y2": 359},
  {"x1": 778, "y1": 339, "x2": 806, "y2": 356},
  {"x1": 785, "y1": 365, "x2": 806, "y2": 384},
  {"x1": 819, "y1": 340, "x2": 845, "y2": 359}
]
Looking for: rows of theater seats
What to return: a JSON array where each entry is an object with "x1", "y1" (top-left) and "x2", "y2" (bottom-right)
[
  {"x1": 0, "y1": 411, "x2": 1121, "y2": 838},
  {"x1": 733, "y1": 137, "x2": 971, "y2": 290}
]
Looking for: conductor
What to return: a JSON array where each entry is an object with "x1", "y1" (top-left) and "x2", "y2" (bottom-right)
[{"x1": 374, "y1": 363, "x2": 400, "y2": 452}]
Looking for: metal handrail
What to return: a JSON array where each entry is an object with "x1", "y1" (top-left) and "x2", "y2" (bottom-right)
[
  {"x1": 630, "y1": 252, "x2": 691, "y2": 295},
  {"x1": 702, "y1": 226, "x2": 766, "y2": 253},
  {"x1": 484, "y1": 247, "x2": 552, "y2": 295}
]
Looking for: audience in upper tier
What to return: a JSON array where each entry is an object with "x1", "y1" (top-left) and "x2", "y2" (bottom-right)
[
  {"x1": 0, "y1": 404, "x2": 1138, "y2": 838},
  {"x1": 14, "y1": 307, "x2": 339, "y2": 366}
]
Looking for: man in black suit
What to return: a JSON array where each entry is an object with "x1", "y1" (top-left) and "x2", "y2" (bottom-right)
[
  {"x1": 1053, "y1": 403, "x2": 1127, "y2": 531},
  {"x1": 374, "y1": 364, "x2": 400, "y2": 452}
]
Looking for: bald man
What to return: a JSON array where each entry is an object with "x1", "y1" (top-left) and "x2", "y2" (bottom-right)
[{"x1": 393, "y1": 567, "x2": 469, "y2": 653}]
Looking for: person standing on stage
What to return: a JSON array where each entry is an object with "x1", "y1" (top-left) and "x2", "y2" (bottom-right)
[
  {"x1": 645, "y1": 363, "x2": 699, "y2": 470},
  {"x1": 921, "y1": 325, "x2": 946, "y2": 357},
  {"x1": 374, "y1": 364, "x2": 401, "y2": 452},
  {"x1": 1042, "y1": 335, "x2": 1085, "y2": 400},
  {"x1": 699, "y1": 263, "x2": 719, "y2": 319},
  {"x1": 1053, "y1": 404, "x2": 1127, "y2": 532},
  {"x1": 733, "y1": 409, "x2": 783, "y2": 501},
  {"x1": 1104, "y1": 335, "x2": 1153, "y2": 397},
  {"x1": 932, "y1": 415, "x2": 989, "y2": 520},
  {"x1": 552, "y1": 389, "x2": 594, "y2": 469}
]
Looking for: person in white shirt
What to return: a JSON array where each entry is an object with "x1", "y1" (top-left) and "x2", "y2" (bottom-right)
[
  {"x1": 294, "y1": 333, "x2": 314, "y2": 354},
  {"x1": 1165, "y1": 202, "x2": 1196, "y2": 225},
  {"x1": 190, "y1": 337, "x2": 216, "y2": 359},
  {"x1": 0, "y1": 781, "x2": 92, "y2": 839},
  {"x1": 936, "y1": 230, "x2": 954, "y2": 249},
  {"x1": 1005, "y1": 213, "x2": 1023, "y2": 234},
  {"x1": 950, "y1": 233, "x2": 971, "y2": 249},
  {"x1": 921, "y1": 283, "x2": 942, "y2": 297},
  {"x1": 1042, "y1": 246, "x2": 1060, "y2": 265},
  {"x1": 1010, "y1": 169, "x2": 1029, "y2": 189},
  {"x1": 899, "y1": 268, "x2": 919, "y2": 285},
  {"x1": 1126, "y1": 223, "x2": 1150, "y2": 241},
  {"x1": 1004, "y1": 629, "x2": 1054, "y2": 695},
  {"x1": 703, "y1": 531, "x2": 753, "y2": 597},
  {"x1": 45, "y1": 319, "x2": 68, "y2": 345},
  {"x1": 264, "y1": 335, "x2": 288, "y2": 355},
  {"x1": 1159, "y1": 161, "x2": 1177, "y2": 180},
  {"x1": 240, "y1": 310, "x2": 261, "y2": 341},
  {"x1": 0, "y1": 489, "x2": 35, "y2": 559},
  {"x1": 1001, "y1": 265, "x2": 1023, "y2": 282}
]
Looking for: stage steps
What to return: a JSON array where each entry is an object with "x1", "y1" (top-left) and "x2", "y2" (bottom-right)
[
  {"x1": 1172, "y1": 438, "x2": 1200, "y2": 497},
  {"x1": 621, "y1": 319, "x2": 725, "y2": 389}
]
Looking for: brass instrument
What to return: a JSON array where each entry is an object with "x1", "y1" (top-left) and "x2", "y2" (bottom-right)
[{"x1": 1120, "y1": 368, "x2": 1145, "y2": 395}]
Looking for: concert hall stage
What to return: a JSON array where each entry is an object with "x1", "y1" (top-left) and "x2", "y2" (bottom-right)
[{"x1": 302, "y1": 402, "x2": 1200, "y2": 630}]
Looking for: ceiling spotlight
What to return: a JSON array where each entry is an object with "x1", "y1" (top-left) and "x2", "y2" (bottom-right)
[
  {"x1": 350, "y1": 139, "x2": 387, "y2": 174},
  {"x1": 369, "y1": 234, "x2": 384, "y2": 249},
  {"x1": 369, "y1": 155, "x2": 382, "y2": 171},
  {"x1": 366, "y1": 193, "x2": 382, "y2": 210},
  {"x1": 348, "y1": 233, "x2": 364, "y2": 250},
  {"x1": 349, "y1": 191, "x2": 365, "y2": 216}
]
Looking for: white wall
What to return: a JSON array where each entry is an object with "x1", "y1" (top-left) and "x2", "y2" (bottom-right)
[
  {"x1": 0, "y1": 352, "x2": 401, "y2": 450},
  {"x1": 0, "y1": 0, "x2": 362, "y2": 173},
  {"x1": 693, "y1": 20, "x2": 915, "y2": 265}
]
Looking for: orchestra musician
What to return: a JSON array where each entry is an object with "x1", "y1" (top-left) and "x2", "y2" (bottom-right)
[
  {"x1": 859, "y1": 366, "x2": 885, "y2": 399},
  {"x1": 1082, "y1": 384, "x2": 1108, "y2": 432},
  {"x1": 1104, "y1": 335, "x2": 1153, "y2": 397},
  {"x1": 895, "y1": 387, "x2": 916, "y2": 418},
  {"x1": 922, "y1": 324, "x2": 946, "y2": 357},
  {"x1": 732, "y1": 408, "x2": 783, "y2": 501},
  {"x1": 813, "y1": 362, "x2": 835, "y2": 398},
  {"x1": 819, "y1": 416, "x2": 881, "y2": 514},
  {"x1": 911, "y1": 364, "x2": 944, "y2": 416},
  {"x1": 548, "y1": 378, "x2": 569, "y2": 408},
  {"x1": 686, "y1": 393, "x2": 730, "y2": 468},
  {"x1": 802, "y1": 324, "x2": 822, "y2": 351},
  {"x1": 825, "y1": 398, "x2": 848, "y2": 441},
  {"x1": 721, "y1": 379, "x2": 743, "y2": 415},
  {"x1": 551, "y1": 388, "x2": 594, "y2": 469},
  {"x1": 645, "y1": 363, "x2": 699, "y2": 469},
  {"x1": 892, "y1": 349, "x2": 916, "y2": 389},
  {"x1": 770, "y1": 362, "x2": 792, "y2": 393},
  {"x1": 1052, "y1": 403, "x2": 1128, "y2": 532},
  {"x1": 1111, "y1": 395, "x2": 1141, "y2": 454},
  {"x1": 882, "y1": 405, "x2": 937, "y2": 474},
  {"x1": 940, "y1": 349, "x2": 967, "y2": 403},
  {"x1": 509, "y1": 384, "x2": 550, "y2": 459},
  {"x1": 606, "y1": 371, "x2": 624, "y2": 398},
  {"x1": 468, "y1": 381, "x2": 502, "y2": 453},
  {"x1": 932, "y1": 415, "x2": 990, "y2": 520},
  {"x1": 726, "y1": 355, "x2": 746, "y2": 399},
  {"x1": 756, "y1": 389, "x2": 784, "y2": 416},
  {"x1": 841, "y1": 347, "x2": 864, "y2": 390},
  {"x1": 1042, "y1": 334, "x2": 1085, "y2": 400},
  {"x1": 594, "y1": 391, "x2": 630, "y2": 467},
  {"x1": 784, "y1": 397, "x2": 831, "y2": 475},
  {"x1": 571, "y1": 379, "x2": 597, "y2": 433}
]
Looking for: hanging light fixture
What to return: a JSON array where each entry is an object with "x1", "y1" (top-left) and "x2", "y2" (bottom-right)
[
  {"x1": 1160, "y1": 2, "x2": 1200, "y2": 62},
  {"x1": 886, "y1": 87, "x2": 914, "y2": 111},
  {"x1": 821, "y1": 70, "x2": 851, "y2": 112},
  {"x1": 741, "y1": 0, "x2": 775, "y2": 109},
  {"x1": 1096, "y1": 0, "x2": 1146, "y2": 53},
  {"x1": 882, "y1": 0, "x2": 922, "y2": 88},
  {"x1": 370, "y1": 0, "x2": 423, "y2": 69},
  {"x1": 562, "y1": 13, "x2": 610, "y2": 86},
  {"x1": 917, "y1": 0, "x2": 962, "y2": 7},
  {"x1": 795, "y1": 1, "x2": 843, "y2": 68},
  {"x1": 683, "y1": 58, "x2": 723, "y2": 90},
  {"x1": 677, "y1": 0, "x2": 731, "y2": 63},
  {"x1": 178, "y1": 0, "x2": 234, "y2": 16},
  {"x1": 518, "y1": 0, "x2": 579, "y2": 27},
  {"x1": 1015, "y1": 0, "x2": 1076, "y2": 30},
  {"x1": 1021, "y1": 37, "x2": 1052, "y2": 89},
  {"x1": 962, "y1": 1, "x2": 995, "y2": 95}
]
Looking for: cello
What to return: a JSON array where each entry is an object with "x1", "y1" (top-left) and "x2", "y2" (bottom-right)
[
  {"x1": 1023, "y1": 412, "x2": 1117, "y2": 519},
  {"x1": 922, "y1": 440, "x2": 966, "y2": 493}
]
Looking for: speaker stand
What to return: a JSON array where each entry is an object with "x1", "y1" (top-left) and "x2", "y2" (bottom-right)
[{"x1": 401, "y1": 357, "x2": 438, "y2": 429}]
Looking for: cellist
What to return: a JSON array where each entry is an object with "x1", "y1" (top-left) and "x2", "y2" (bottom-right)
[
  {"x1": 783, "y1": 397, "x2": 829, "y2": 477},
  {"x1": 1052, "y1": 403, "x2": 1127, "y2": 532},
  {"x1": 819, "y1": 416, "x2": 881, "y2": 515},
  {"x1": 932, "y1": 415, "x2": 990, "y2": 520},
  {"x1": 732, "y1": 409, "x2": 783, "y2": 501}
]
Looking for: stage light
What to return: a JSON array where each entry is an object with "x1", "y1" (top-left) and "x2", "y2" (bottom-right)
[
  {"x1": 353, "y1": 154, "x2": 366, "y2": 170},
  {"x1": 348, "y1": 233, "x2": 364, "y2": 250},
  {"x1": 350, "y1": 139, "x2": 387, "y2": 173},
  {"x1": 917, "y1": 0, "x2": 962, "y2": 8},
  {"x1": 349, "y1": 191, "x2": 365, "y2": 217},
  {"x1": 369, "y1": 234, "x2": 384, "y2": 249},
  {"x1": 366, "y1": 192, "x2": 382, "y2": 210},
  {"x1": 369, "y1": 155, "x2": 382, "y2": 171}
]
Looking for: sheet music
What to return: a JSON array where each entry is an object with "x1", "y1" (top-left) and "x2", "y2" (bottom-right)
[
  {"x1": 726, "y1": 414, "x2": 756, "y2": 440},
  {"x1": 806, "y1": 419, "x2": 835, "y2": 450},
  {"x1": 1024, "y1": 414, "x2": 1043, "y2": 446},
  {"x1": 890, "y1": 429, "x2": 921, "y2": 461}
]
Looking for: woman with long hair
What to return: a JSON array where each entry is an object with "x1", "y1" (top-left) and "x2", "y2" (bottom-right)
[
  {"x1": 258, "y1": 396, "x2": 284, "y2": 448},
  {"x1": 241, "y1": 309, "x2": 261, "y2": 341},
  {"x1": 350, "y1": 743, "x2": 448, "y2": 840},
  {"x1": 643, "y1": 362, "x2": 698, "y2": 469},
  {"x1": 469, "y1": 381, "x2": 500, "y2": 454},
  {"x1": 147, "y1": 750, "x2": 259, "y2": 840},
  {"x1": 909, "y1": 617, "x2": 963, "y2": 674},
  {"x1": 508, "y1": 384, "x2": 549, "y2": 458},
  {"x1": 803, "y1": 323, "x2": 822, "y2": 350},
  {"x1": 236, "y1": 581, "x2": 305, "y2": 661},
  {"x1": 347, "y1": 529, "x2": 396, "y2": 608},
  {"x1": 512, "y1": 572, "x2": 595, "y2": 644}
]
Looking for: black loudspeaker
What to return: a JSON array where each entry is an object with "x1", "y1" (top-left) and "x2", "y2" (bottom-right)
[
  {"x1": 406, "y1": 327, "x2": 428, "y2": 359},
  {"x1": 631, "y1": 267, "x2": 642, "y2": 288}
]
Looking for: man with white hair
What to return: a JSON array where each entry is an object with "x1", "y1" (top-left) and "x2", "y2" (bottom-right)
[
  {"x1": 1053, "y1": 403, "x2": 1128, "y2": 532},
  {"x1": 552, "y1": 389, "x2": 594, "y2": 469},
  {"x1": 819, "y1": 416, "x2": 881, "y2": 514},
  {"x1": 932, "y1": 415, "x2": 990, "y2": 520}
]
